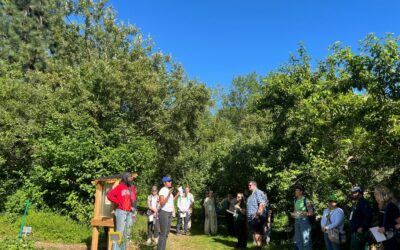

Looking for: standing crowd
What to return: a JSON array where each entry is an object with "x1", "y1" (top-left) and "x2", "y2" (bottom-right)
[{"x1": 106, "y1": 171, "x2": 400, "y2": 250}]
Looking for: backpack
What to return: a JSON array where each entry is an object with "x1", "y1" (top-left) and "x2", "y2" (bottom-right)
[{"x1": 294, "y1": 197, "x2": 315, "y2": 224}]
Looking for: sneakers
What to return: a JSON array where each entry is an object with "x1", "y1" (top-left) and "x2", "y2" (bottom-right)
[
  {"x1": 146, "y1": 238, "x2": 152, "y2": 245},
  {"x1": 154, "y1": 238, "x2": 159, "y2": 244}
]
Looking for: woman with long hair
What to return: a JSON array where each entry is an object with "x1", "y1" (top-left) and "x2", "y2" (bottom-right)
[
  {"x1": 373, "y1": 185, "x2": 400, "y2": 250},
  {"x1": 233, "y1": 192, "x2": 247, "y2": 249},
  {"x1": 107, "y1": 172, "x2": 137, "y2": 250}
]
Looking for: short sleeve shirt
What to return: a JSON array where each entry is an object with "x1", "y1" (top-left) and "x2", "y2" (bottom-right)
[
  {"x1": 246, "y1": 188, "x2": 267, "y2": 219},
  {"x1": 159, "y1": 187, "x2": 174, "y2": 212}
]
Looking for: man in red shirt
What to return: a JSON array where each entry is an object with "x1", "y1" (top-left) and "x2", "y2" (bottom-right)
[{"x1": 107, "y1": 172, "x2": 137, "y2": 250}]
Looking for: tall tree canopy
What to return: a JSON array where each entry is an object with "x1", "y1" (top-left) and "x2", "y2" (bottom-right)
[{"x1": 1, "y1": 0, "x2": 399, "y2": 223}]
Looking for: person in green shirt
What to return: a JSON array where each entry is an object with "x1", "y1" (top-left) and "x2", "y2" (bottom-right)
[{"x1": 290, "y1": 184, "x2": 314, "y2": 250}]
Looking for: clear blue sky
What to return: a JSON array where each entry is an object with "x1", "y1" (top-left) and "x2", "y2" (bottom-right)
[{"x1": 108, "y1": 0, "x2": 400, "y2": 89}]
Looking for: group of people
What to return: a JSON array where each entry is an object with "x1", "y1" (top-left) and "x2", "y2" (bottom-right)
[
  {"x1": 105, "y1": 171, "x2": 400, "y2": 250},
  {"x1": 106, "y1": 173, "x2": 195, "y2": 250},
  {"x1": 292, "y1": 184, "x2": 400, "y2": 250},
  {"x1": 145, "y1": 177, "x2": 195, "y2": 248},
  {"x1": 201, "y1": 181, "x2": 271, "y2": 250}
]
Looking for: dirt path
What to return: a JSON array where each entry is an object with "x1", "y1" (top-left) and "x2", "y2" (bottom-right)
[{"x1": 35, "y1": 241, "x2": 88, "y2": 250}]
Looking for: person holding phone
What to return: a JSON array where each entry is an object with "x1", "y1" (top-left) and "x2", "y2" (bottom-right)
[{"x1": 157, "y1": 176, "x2": 176, "y2": 250}]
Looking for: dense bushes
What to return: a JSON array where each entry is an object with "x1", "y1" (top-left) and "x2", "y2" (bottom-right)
[{"x1": 1, "y1": 0, "x2": 399, "y2": 226}]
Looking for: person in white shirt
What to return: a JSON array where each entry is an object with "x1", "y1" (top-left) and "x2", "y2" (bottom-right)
[
  {"x1": 185, "y1": 186, "x2": 195, "y2": 231},
  {"x1": 176, "y1": 191, "x2": 191, "y2": 235},
  {"x1": 146, "y1": 186, "x2": 160, "y2": 245},
  {"x1": 157, "y1": 176, "x2": 177, "y2": 250},
  {"x1": 320, "y1": 194, "x2": 345, "y2": 250}
]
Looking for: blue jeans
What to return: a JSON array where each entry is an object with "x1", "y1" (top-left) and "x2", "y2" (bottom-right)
[
  {"x1": 113, "y1": 209, "x2": 133, "y2": 250},
  {"x1": 324, "y1": 233, "x2": 341, "y2": 250},
  {"x1": 294, "y1": 218, "x2": 312, "y2": 250}
]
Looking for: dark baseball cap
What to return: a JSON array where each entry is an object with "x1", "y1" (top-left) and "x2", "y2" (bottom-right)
[{"x1": 351, "y1": 186, "x2": 363, "y2": 193}]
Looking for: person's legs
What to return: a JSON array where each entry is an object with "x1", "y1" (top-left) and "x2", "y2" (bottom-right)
[
  {"x1": 147, "y1": 220, "x2": 154, "y2": 239},
  {"x1": 351, "y1": 232, "x2": 367, "y2": 250},
  {"x1": 211, "y1": 214, "x2": 218, "y2": 235},
  {"x1": 324, "y1": 233, "x2": 334, "y2": 250},
  {"x1": 176, "y1": 212, "x2": 182, "y2": 234},
  {"x1": 240, "y1": 221, "x2": 248, "y2": 248},
  {"x1": 294, "y1": 220, "x2": 302, "y2": 250},
  {"x1": 299, "y1": 219, "x2": 312, "y2": 250},
  {"x1": 154, "y1": 216, "x2": 160, "y2": 240},
  {"x1": 204, "y1": 216, "x2": 210, "y2": 235},
  {"x1": 184, "y1": 212, "x2": 189, "y2": 234},
  {"x1": 124, "y1": 212, "x2": 133, "y2": 242},
  {"x1": 157, "y1": 210, "x2": 172, "y2": 250},
  {"x1": 113, "y1": 209, "x2": 129, "y2": 250}
]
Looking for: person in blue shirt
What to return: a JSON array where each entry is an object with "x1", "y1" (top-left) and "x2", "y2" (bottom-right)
[
  {"x1": 321, "y1": 194, "x2": 345, "y2": 250},
  {"x1": 246, "y1": 181, "x2": 268, "y2": 250}
]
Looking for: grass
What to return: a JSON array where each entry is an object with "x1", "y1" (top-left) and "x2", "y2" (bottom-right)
[
  {"x1": 0, "y1": 209, "x2": 297, "y2": 250},
  {"x1": 135, "y1": 213, "x2": 294, "y2": 250},
  {"x1": 0, "y1": 210, "x2": 91, "y2": 244}
]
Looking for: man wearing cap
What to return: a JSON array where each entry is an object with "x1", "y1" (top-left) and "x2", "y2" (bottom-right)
[
  {"x1": 157, "y1": 176, "x2": 176, "y2": 250},
  {"x1": 349, "y1": 186, "x2": 372, "y2": 250},
  {"x1": 291, "y1": 184, "x2": 314, "y2": 250},
  {"x1": 321, "y1": 194, "x2": 345, "y2": 250}
]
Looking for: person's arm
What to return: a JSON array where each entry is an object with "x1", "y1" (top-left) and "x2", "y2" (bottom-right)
[
  {"x1": 190, "y1": 194, "x2": 194, "y2": 211},
  {"x1": 159, "y1": 188, "x2": 173, "y2": 206},
  {"x1": 395, "y1": 216, "x2": 400, "y2": 230},
  {"x1": 320, "y1": 209, "x2": 327, "y2": 230},
  {"x1": 106, "y1": 185, "x2": 120, "y2": 205},
  {"x1": 148, "y1": 196, "x2": 157, "y2": 213},
  {"x1": 255, "y1": 191, "x2": 266, "y2": 217}
]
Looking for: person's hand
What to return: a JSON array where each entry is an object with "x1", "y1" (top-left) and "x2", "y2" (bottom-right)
[
  {"x1": 395, "y1": 224, "x2": 400, "y2": 230},
  {"x1": 321, "y1": 227, "x2": 326, "y2": 233},
  {"x1": 357, "y1": 227, "x2": 363, "y2": 233},
  {"x1": 378, "y1": 227, "x2": 385, "y2": 234}
]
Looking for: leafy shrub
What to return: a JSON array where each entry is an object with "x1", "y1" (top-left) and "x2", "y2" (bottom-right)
[{"x1": 0, "y1": 237, "x2": 37, "y2": 250}]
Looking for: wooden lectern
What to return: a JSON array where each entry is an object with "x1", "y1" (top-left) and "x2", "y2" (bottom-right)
[{"x1": 91, "y1": 175, "x2": 120, "y2": 250}]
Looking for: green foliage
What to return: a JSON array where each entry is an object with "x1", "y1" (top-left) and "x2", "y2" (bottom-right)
[
  {"x1": 1, "y1": 3, "x2": 399, "y2": 246},
  {"x1": 0, "y1": 238, "x2": 37, "y2": 250},
  {"x1": 0, "y1": 210, "x2": 91, "y2": 244},
  {"x1": 0, "y1": 0, "x2": 210, "y2": 222}
]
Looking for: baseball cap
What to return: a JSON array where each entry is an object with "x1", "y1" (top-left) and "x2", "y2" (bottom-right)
[
  {"x1": 161, "y1": 176, "x2": 173, "y2": 183},
  {"x1": 351, "y1": 186, "x2": 363, "y2": 193},
  {"x1": 326, "y1": 194, "x2": 338, "y2": 202}
]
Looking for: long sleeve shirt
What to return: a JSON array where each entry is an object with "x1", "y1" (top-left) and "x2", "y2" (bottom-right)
[
  {"x1": 106, "y1": 183, "x2": 137, "y2": 211},
  {"x1": 321, "y1": 207, "x2": 345, "y2": 230}
]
